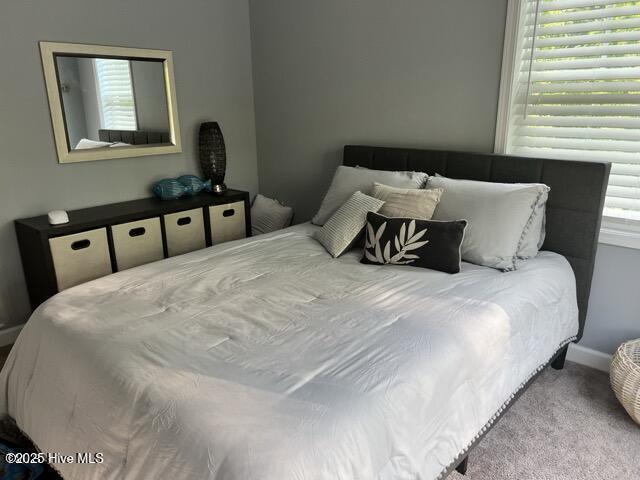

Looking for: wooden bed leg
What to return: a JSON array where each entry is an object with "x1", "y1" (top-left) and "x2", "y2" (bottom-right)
[
  {"x1": 455, "y1": 456, "x2": 468, "y2": 475},
  {"x1": 551, "y1": 345, "x2": 569, "y2": 370}
]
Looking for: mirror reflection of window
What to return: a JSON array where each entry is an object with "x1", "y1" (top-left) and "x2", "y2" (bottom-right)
[
  {"x1": 94, "y1": 58, "x2": 138, "y2": 131},
  {"x1": 51, "y1": 48, "x2": 174, "y2": 155}
]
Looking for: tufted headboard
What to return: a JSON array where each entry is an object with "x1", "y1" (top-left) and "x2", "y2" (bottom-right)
[
  {"x1": 343, "y1": 145, "x2": 611, "y2": 340},
  {"x1": 98, "y1": 129, "x2": 170, "y2": 145}
]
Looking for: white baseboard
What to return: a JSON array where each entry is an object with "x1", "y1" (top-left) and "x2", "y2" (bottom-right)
[
  {"x1": 567, "y1": 343, "x2": 612, "y2": 373},
  {"x1": 0, "y1": 324, "x2": 24, "y2": 347}
]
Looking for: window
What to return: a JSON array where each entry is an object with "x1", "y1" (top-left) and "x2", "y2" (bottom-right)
[
  {"x1": 496, "y1": 0, "x2": 640, "y2": 239},
  {"x1": 94, "y1": 58, "x2": 137, "y2": 131}
]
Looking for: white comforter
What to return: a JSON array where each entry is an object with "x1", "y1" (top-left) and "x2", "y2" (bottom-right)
[{"x1": 0, "y1": 223, "x2": 578, "y2": 480}]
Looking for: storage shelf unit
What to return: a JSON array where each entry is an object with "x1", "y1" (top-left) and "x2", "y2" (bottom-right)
[{"x1": 15, "y1": 189, "x2": 251, "y2": 309}]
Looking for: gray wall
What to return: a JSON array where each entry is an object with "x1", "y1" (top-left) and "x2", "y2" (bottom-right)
[
  {"x1": 0, "y1": 0, "x2": 258, "y2": 329},
  {"x1": 249, "y1": 0, "x2": 639, "y2": 355},
  {"x1": 583, "y1": 244, "x2": 640, "y2": 354},
  {"x1": 250, "y1": 0, "x2": 509, "y2": 222}
]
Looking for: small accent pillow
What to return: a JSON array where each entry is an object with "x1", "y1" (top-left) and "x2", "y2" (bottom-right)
[
  {"x1": 428, "y1": 175, "x2": 550, "y2": 271},
  {"x1": 315, "y1": 191, "x2": 385, "y2": 257},
  {"x1": 251, "y1": 194, "x2": 294, "y2": 235},
  {"x1": 371, "y1": 182, "x2": 444, "y2": 219},
  {"x1": 361, "y1": 212, "x2": 467, "y2": 274},
  {"x1": 312, "y1": 165, "x2": 428, "y2": 226}
]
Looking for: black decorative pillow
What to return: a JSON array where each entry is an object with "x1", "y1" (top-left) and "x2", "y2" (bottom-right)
[{"x1": 361, "y1": 212, "x2": 467, "y2": 274}]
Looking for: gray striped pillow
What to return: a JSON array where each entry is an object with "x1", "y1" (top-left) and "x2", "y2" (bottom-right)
[{"x1": 315, "y1": 191, "x2": 385, "y2": 257}]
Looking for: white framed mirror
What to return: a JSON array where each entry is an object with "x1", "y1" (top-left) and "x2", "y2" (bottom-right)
[{"x1": 40, "y1": 42, "x2": 182, "y2": 164}]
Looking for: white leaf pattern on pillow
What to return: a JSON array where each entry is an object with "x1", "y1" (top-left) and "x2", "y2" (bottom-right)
[
  {"x1": 407, "y1": 220, "x2": 415, "y2": 241},
  {"x1": 375, "y1": 222, "x2": 386, "y2": 243},
  {"x1": 366, "y1": 223, "x2": 376, "y2": 249},
  {"x1": 364, "y1": 249, "x2": 379, "y2": 263},
  {"x1": 407, "y1": 227, "x2": 427, "y2": 244},
  {"x1": 366, "y1": 219, "x2": 429, "y2": 265}
]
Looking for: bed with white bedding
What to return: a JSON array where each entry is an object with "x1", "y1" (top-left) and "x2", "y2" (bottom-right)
[{"x1": 0, "y1": 223, "x2": 579, "y2": 480}]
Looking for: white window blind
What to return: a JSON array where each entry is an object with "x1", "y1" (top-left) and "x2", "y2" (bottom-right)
[
  {"x1": 498, "y1": 0, "x2": 640, "y2": 222},
  {"x1": 94, "y1": 58, "x2": 137, "y2": 131}
]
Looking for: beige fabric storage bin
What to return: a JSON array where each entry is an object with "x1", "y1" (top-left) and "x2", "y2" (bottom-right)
[
  {"x1": 164, "y1": 208, "x2": 206, "y2": 257},
  {"x1": 209, "y1": 201, "x2": 246, "y2": 244},
  {"x1": 49, "y1": 228, "x2": 112, "y2": 291},
  {"x1": 111, "y1": 217, "x2": 164, "y2": 271}
]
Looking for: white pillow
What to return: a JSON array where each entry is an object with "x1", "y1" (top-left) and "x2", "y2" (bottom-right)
[
  {"x1": 312, "y1": 165, "x2": 428, "y2": 226},
  {"x1": 517, "y1": 193, "x2": 548, "y2": 259},
  {"x1": 251, "y1": 194, "x2": 294, "y2": 235},
  {"x1": 428, "y1": 176, "x2": 549, "y2": 271},
  {"x1": 434, "y1": 174, "x2": 549, "y2": 260},
  {"x1": 75, "y1": 138, "x2": 113, "y2": 149},
  {"x1": 315, "y1": 191, "x2": 385, "y2": 257}
]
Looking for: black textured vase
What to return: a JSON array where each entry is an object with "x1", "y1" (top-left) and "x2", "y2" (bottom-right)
[{"x1": 199, "y1": 122, "x2": 227, "y2": 194}]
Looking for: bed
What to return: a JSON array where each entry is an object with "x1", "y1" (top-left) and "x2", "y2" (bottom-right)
[{"x1": 0, "y1": 146, "x2": 610, "y2": 479}]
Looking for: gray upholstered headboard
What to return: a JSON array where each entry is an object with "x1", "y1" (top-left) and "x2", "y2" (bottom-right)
[
  {"x1": 98, "y1": 129, "x2": 170, "y2": 145},
  {"x1": 343, "y1": 145, "x2": 611, "y2": 340}
]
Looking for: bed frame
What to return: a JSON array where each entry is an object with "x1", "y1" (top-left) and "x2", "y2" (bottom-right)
[
  {"x1": 98, "y1": 129, "x2": 170, "y2": 145},
  {"x1": 343, "y1": 145, "x2": 610, "y2": 477}
]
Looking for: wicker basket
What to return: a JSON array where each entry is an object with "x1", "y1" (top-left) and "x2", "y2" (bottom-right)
[{"x1": 610, "y1": 338, "x2": 640, "y2": 425}]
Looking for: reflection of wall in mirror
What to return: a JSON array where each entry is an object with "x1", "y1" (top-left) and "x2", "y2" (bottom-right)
[
  {"x1": 78, "y1": 58, "x2": 101, "y2": 141},
  {"x1": 56, "y1": 57, "x2": 88, "y2": 148},
  {"x1": 131, "y1": 61, "x2": 169, "y2": 133}
]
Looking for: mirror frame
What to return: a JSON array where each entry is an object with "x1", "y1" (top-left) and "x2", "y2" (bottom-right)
[{"x1": 40, "y1": 41, "x2": 182, "y2": 164}]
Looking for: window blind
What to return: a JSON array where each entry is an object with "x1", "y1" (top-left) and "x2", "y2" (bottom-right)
[
  {"x1": 94, "y1": 58, "x2": 137, "y2": 131},
  {"x1": 502, "y1": 0, "x2": 640, "y2": 221}
]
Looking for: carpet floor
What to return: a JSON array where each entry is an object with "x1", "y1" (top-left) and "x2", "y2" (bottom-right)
[
  {"x1": 0, "y1": 344, "x2": 637, "y2": 479},
  {"x1": 447, "y1": 361, "x2": 640, "y2": 480}
]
